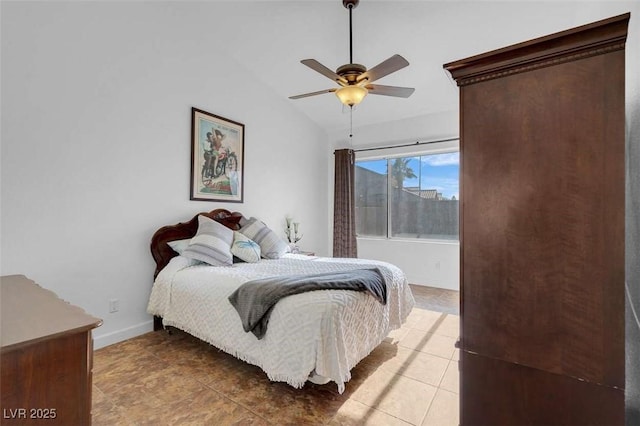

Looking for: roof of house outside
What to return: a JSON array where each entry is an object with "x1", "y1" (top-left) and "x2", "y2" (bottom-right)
[{"x1": 404, "y1": 187, "x2": 443, "y2": 200}]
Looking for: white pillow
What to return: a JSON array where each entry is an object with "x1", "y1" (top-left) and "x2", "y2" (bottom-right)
[
  {"x1": 239, "y1": 217, "x2": 290, "y2": 259},
  {"x1": 167, "y1": 238, "x2": 191, "y2": 255},
  {"x1": 230, "y1": 232, "x2": 261, "y2": 263},
  {"x1": 182, "y1": 216, "x2": 234, "y2": 266}
]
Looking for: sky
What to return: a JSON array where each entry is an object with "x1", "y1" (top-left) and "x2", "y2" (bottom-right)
[{"x1": 358, "y1": 152, "x2": 460, "y2": 199}]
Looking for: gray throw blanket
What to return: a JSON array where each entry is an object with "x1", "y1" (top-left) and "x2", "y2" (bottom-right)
[{"x1": 228, "y1": 268, "x2": 387, "y2": 339}]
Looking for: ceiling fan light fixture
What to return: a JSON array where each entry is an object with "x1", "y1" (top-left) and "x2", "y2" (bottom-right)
[{"x1": 335, "y1": 85, "x2": 368, "y2": 106}]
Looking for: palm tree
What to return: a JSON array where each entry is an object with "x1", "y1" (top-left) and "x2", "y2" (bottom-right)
[{"x1": 390, "y1": 158, "x2": 417, "y2": 189}]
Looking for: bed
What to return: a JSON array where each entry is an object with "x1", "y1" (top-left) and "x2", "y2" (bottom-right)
[{"x1": 147, "y1": 209, "x2": 414, "y2": 393}]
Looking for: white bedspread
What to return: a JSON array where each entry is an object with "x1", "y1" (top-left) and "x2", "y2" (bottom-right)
[{"x1": 147, "y1": 253, "x2": 414, "y2": 393}]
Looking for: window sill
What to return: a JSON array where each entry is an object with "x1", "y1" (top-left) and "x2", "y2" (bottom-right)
[{"x1": 356, "y1": 236, "x2": 460, "y2": 245}]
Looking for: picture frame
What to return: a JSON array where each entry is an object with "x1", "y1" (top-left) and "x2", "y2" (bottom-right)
[{"x1": 190, "y1": 107, "x2": 245, "y2": 202}]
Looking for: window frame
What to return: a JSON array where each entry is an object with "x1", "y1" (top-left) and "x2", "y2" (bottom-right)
[{"x1": 354, "y1": 140, "x2": 460, "y2": 243}]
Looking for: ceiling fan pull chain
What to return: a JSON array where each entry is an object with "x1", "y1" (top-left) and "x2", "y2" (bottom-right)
[{"x1": 349, "y1": 106, "x2": 353, "y2": 139}]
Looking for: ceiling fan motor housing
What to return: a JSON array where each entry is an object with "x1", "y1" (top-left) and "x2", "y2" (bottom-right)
[{"x1": 336, "y1": 63, "x2": 367, "y2": 84}]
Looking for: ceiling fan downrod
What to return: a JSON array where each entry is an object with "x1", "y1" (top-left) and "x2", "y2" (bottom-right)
[{"x1": 343, "y1": 0, "x2": 359, "y2": 65}]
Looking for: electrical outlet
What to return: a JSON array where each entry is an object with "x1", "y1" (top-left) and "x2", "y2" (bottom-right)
[{"x1": 109, "y1": 298, "x2": 119, "y2": 313}]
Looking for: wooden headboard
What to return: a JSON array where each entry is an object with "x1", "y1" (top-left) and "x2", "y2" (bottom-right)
[{"x1": 150, "y1": 209, "x2": 244, "y2": 278}]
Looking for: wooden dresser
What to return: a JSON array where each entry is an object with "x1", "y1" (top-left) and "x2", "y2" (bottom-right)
[
  {"x1": 444, "y1": 13, "x2": 629, "y2": 425},
  {"x1": 1, "y1": 275, "x2": 102, "y2": 425}
]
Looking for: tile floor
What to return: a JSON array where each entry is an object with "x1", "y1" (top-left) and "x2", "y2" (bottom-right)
[{"x1": 92, "y1": 285, "x2": 460, "y2": 425}]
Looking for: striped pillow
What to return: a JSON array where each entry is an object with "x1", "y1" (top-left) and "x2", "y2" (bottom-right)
[
  {"x1": 239, "y1": 217, "x2": 289, "y2": 259},
  {"x1": 183, "y1": 215, "x2": 234, "y2": 266}
]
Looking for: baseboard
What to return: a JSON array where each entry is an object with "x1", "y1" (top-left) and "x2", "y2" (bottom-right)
[
  {"x1": 93, "y1": 320, "x2": 154, "y2": 350},
  {"x1": 409, "y1": 281, "x2": 459, "y2": 291}
]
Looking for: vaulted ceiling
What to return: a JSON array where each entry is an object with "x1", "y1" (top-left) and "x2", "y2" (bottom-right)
[{"x1": 192, "y1": 1, "x2": 630, "y2": 133}]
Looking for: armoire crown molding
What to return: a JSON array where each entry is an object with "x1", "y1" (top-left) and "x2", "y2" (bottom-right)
[{"x1": 444, "y1": 13, "x2": 629, "y2": 87}]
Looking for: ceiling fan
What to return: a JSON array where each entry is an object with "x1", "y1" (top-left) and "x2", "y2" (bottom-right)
[{"x1": 289, "y1": 0, "x2": 415, "y2": 107}]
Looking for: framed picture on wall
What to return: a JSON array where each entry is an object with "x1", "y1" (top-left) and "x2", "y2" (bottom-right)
[{"x1": 190, "y1": 107, "x2": 244, "y2": 202}]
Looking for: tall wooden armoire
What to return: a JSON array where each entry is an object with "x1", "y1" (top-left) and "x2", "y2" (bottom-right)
[{"x1": 444, "y1": 13, "x2": 629, "y2": 425}]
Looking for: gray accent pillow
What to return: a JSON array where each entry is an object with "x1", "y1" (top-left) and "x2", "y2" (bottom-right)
[
  {"x1": 239, "y1": 217, "x2": 289, "y2": 259},
  {"x1": 183, "y1": 215, "x2": 234, "y2": 266}
]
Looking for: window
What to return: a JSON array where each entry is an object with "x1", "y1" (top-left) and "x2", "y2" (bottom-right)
[
  {"x1": 355, "y1": 151, "x2": 459, "y2": 240},
  {"x1": 355, "y1": 159, "x2": 388, "y2": 238}
]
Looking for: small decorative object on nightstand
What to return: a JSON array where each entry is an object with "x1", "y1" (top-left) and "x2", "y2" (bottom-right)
[{"x1": 285, "y1": 217, "x2": 303, "y2": 253}]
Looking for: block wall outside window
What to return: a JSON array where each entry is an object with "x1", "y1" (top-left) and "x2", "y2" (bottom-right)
[{"x1": 355, "y1": 152, "x2": 459, "y2": 241}]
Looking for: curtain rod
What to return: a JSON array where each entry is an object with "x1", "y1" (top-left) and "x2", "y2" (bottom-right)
[{"x1": 352, "y1": 136, "x2": 459, "y2": 153}]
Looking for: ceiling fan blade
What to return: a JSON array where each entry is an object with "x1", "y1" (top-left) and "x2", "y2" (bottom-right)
[
  {"x1": 366, "y1": 84, "x2": 415, "y2": 98},
  {"x1": 301, "y1": 59, "x2": 348, "y2": 85},
  {"x1": 357, "y1": 54, "x2": 410, "y2": 84},
  {"x1": 289, "y1": 88, "x2": 337, "y2": 100}
]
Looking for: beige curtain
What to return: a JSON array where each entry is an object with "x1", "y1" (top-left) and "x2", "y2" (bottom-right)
[{"x1": 333, "y1": 149, "x2": 357, "y2": 258}]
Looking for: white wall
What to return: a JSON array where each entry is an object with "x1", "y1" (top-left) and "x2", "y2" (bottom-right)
[
  {"x1": 0, "y1": 2, "x2": 329, "y2": 348},
  {"x1": 358, "y1": 239, "x2": 459, "y2": 290},
  {"x1": 616, "y1": 3, "x2": 640, "y2": 423}
]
